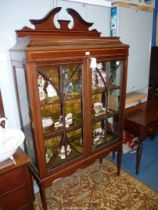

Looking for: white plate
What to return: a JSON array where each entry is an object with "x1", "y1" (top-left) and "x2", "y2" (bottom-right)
[{"x1": 42, "y1": 117, "x2": 54, "y2": 128}]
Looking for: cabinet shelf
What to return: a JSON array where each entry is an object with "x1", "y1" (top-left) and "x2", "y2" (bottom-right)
[
  {"x1": 43, "y1": 123, "x2": 82, "y2": 140},
  {"x1": 40, "y1": 93, "x2": 82, "y2": 107},
  {"x1": 92, "y1": 110, "x2": 117, "y2": 124},
  {"x1": 93, "y1": 133, "x2": 118, "y2": 150},
  {"x1": 110, "y1": 85, "x2": 121, "y2": 91},
  {"x1": 47, "y1": 149, "x2": 83, "y2": 171},
  {"x1": 46, "y1": 133, "x2": 84, "y2": 170},
  {"x1": 40, "y1": 85, "x2": 119, "y2": 107},
  {"x1": 92, "y1": 85, "x2": 120, "y2": 95}
]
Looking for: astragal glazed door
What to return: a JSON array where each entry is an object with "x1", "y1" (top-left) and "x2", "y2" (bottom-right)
[
  {"x1": 36, "y1": 62, "x2": 85, "y2": 171},
  {"x1": 90, "y1": 58, "x2": 123, "y2": 151}
]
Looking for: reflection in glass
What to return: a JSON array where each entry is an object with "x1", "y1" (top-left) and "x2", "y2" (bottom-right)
[
  {"x1": 37, "y1": 68, "x2": 59, "y2": 102},
  {"x1": 62, "y1": 67, "x2": 73, "y2": 94}
]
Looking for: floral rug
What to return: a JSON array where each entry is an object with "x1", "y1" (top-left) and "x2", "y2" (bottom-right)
[{"x1": 34, "y1": 159, "x2": 158, "y2": 210}]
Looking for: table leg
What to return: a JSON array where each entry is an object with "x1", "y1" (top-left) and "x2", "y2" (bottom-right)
[
  {"x1": 112, "y1": 151, "x2": 115, "y2": 159},
  {"x1": 117, "y1": 147, "x2": 122, "y2": 176},
  {"x1": 136, "y1": 140, "x2": 143, "y2": 175}
]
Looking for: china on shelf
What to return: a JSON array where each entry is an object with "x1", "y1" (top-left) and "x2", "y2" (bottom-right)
[
  {"x1": 93, "y1": 127, "x2": 104, "y2": 145},
  {"x1": 54, "y1": 115, "x2": 64, "y2": 128},
  {"x1": 93, "y1": 102, "x2": 106, "y2": 116},
  {"x1": 54, "y1": 121, "x2": 64, "y2": 128},
  {"x1": 58, "y1": 144, "x2": 71, "y2": 159},
  {"x1": 65, "y1": 113, "x2": 73, "y2": 127},
  {"x1": 42, "y1": 117, "x2": 54, "y2": 128},
  {"x1": 54, "y1": 113, "x2": 73, "y2": 129}
]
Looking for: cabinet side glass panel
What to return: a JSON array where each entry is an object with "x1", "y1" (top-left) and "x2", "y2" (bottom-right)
[
  {"x1": 14, "y1": 67, "x2": 38, "y2": 168},
  {"x1": 37, "y1": 64, "x2": 84, "y2": 171},
  {"x1": 91, "y1": 60, "x2": 123, "y2": 150}
]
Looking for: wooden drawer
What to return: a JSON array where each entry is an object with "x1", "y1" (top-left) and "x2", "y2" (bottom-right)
[
  {"x1": 0, "y1": 167, "x2": 25, "y2": 195},
  {"x1": 0, "y1": 149, "x2": 34, "y2": 210},
  {"x1": 0, "y1": 185, "x2": 29, "y2": 210},
  {"x1": 124, "y1": 120, "x2": 140, "y2": 137}
]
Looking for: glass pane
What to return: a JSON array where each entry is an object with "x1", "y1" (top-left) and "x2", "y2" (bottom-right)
[
  {"x1": 44, "y1": 129, "x2": 83, "y2": 170},
  {"x1": 14, "y1": 67, "x2": 37, "y2": 169},
  {"x1": 91, "y1": 60, "x2": 123, "y2": 150},
  {"x1": 37, "y1": 64, "x2": 84, "y2": 171},
  {"x1": 37, "y1": 67, "x2": 59, "y2": 102}
]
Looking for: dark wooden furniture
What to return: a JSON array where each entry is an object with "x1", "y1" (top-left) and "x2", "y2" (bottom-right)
[
  {"x1": 149, "y1": 47, "x2": 158, "y2": 87},
  {"x1": 148, "y1": 88, "x2": 158, "y2": 101},
  {"x1": 148, "y1": 47, "x2": 158, "y2": 100},
  {"x1": 10, "y1": 7, "x2": 129, "y2": 210},
  {"x1": 0, "y1": 148, "x2": 34, "y2": 210},
  {"x1": 124, "y1": 100, "x2": 158, "y2": 174}
]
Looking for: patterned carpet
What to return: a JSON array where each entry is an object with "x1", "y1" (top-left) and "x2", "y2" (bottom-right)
[{"x1": 34, "y1": 159, "x2": 158, "y2": 210}]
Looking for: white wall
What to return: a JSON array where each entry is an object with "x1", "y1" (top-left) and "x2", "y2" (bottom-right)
[
  {"x1": 0, "y1": 0, "x2": 110, "y2": 128},
  {"x1": 118, "y1": 7, "x2": 153, "y2": 94}
]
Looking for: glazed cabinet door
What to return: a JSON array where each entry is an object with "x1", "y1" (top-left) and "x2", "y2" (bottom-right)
[
  {"x1": 36, "y1": 62, "x2": 85, "y2": 172},
  {"x1": 90, "y1": 58, "x2": 124, "y2": 151}
]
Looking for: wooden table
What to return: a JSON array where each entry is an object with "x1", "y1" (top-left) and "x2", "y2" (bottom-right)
[{"x1": 124, "y1": 100, "x2": 158, "y2": 174}]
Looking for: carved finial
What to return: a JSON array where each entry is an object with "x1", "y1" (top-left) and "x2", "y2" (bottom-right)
[
  {"x1": 30, "y1": 7, "x2": 61, "y2": 31},
  {"x1": 66, "y1": 8, "x2": 93, "y2": 31},
  {"x1": 16, "y1": 7, "x2": 100, "y2": 37}
]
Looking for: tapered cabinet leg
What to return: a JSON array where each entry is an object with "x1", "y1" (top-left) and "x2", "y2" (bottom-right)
[
  {"x1": 39, "y1": 184, "x2": 47, "y2": 210},
  {"x1": 99, "y1": 158, "x2": 103, "y2": 164}
]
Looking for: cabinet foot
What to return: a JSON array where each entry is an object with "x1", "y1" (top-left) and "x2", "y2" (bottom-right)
[
  {"x1": 39, "y1": 184, "x2": 47, "y2": 210},
  {"x1": 99, "y1": 158, "x2": 103, "y2": 164}
]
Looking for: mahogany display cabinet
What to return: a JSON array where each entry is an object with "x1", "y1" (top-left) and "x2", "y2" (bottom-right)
[{"x1": 10, "y1": 7, "x2": 129, "y2": 210}]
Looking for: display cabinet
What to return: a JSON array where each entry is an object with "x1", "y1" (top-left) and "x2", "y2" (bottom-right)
[{"x1": 10, "y1": 7, "x2": 129, "y2": 210}]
